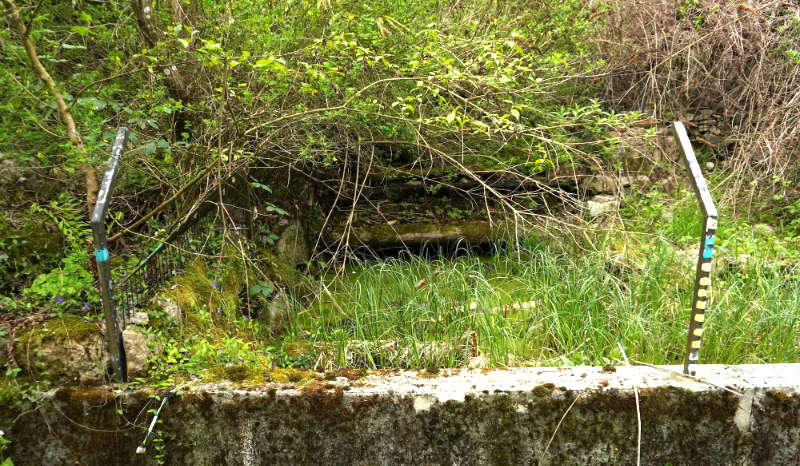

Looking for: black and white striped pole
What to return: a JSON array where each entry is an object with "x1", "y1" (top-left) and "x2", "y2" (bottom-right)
[
  {"x1": 672, "y1": 121, "x2": 718, "y2": 376},
  {"x1": 90, "y1": 127, "x2": 129, "y2": 382}
]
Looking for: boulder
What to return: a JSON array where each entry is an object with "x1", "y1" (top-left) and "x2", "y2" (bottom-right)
[
  {"x1": 753, "y1": 223, "x2": 775, "y2": 235},
  {"x1": 154, "y1": 296, "x2": 181, "y2": 322},
  {"x1": 581, "y1": 175, "x2": 618, "y2": 194},
  {"x1": 15, "y1": 315, "x2": 105, "y2": 385},
  {"x1": 256, "y1": 288, "x2": 292, "y2": 335},
  {"x1": 584, "y1": 195, "x2": 620, "y2": 217},
  {"x1": 275, "y1": 219, "x2": 311, "y2": 267},
  {"x1": 122, "y1": 328, "x2": 152, "y2": 378},
  {"x1": 0, "y1": 155, "x2": 64, "y2": 208}
]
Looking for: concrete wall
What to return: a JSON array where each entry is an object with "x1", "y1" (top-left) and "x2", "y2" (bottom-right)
[{"x1": 2, "y1": 364, "x2": 798, "y2": 465}]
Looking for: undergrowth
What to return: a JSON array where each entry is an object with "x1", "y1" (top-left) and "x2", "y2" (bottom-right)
[{"x1": 129, "y1": 187, "x2": 799, "y2": 382}]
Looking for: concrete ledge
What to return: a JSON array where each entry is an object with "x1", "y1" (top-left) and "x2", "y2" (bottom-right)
[{"x1": 3, "y1": 364, "x2": 799, "y2": 465}]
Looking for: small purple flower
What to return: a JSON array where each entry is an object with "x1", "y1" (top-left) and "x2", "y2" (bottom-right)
[
  {"x1": 243, "y1": 315, "x2": 251, "y2": 321},
  {"x1": 217, "y1": 308, "x2": 222, "y2": 314},
  {"x1": 55, "y1": 296, "x2": 66, "y2": 304},
  {"x1": 83, "y1": 303, "x2": 91, "y2": 311},
  {"x1": 211, "y1": 281, "x2": 219, "y2": 290}
]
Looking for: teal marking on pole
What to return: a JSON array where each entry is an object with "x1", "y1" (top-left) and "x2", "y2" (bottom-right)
[
  {"x1": 703, "y1": 237, "x2": 714, "y2": 259},
  {"x1": 95, "y1": 248, "x2": 110, "y2": 262}
]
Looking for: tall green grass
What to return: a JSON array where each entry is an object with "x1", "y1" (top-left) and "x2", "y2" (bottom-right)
[
  {"x1": 282, "y1": 231, "x2": 798, "y2": 369},
  {"x1": 276, "y1": 186, "x2": 800, "y2": 369}
]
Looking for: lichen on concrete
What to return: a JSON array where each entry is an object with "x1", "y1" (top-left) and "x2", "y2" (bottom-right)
[{"x1": 2, "y1": 364, "x2": 799, "y2": 465}]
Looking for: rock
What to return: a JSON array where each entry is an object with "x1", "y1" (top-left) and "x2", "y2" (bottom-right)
[
  {"x1": 0, "y1": 156, "x2": 60, "y2": 206},
  {"x1": 467, "y1": 354, "x2": 489, "y2": 369},
  {"x1": 123, "y1": 328, "x2": 152, "y2": 378},
  {"x1": 0, "y1": 210, "x2": 65, "y2": 290},
  {"x1": 753, "y1": 223, "x2": 775, "y2": 235},
  {"x1": 701, "y1": 133, "x2": 722, "y2": 146},
  {"x1": 345, "y1": 220, "x2": 501, "y2": 248},
  {"x1": 581, "y1": 175, "x2": 618, "y2": 194},
  {"x1": 611, "y1": 127, "x2": 674, "y2": 173},
  {"x1": 257, "y1": 288, "x2": 291, "y2": 334},
  {"x1": 15, "y1": 316, "x2": 106, "y2": 384},
  {"x1": 155, "y1": 296, "x2": 181, "y2": 322},
  {"x1": 128, "y1": 311, "x2": 150, "y2": 326},
  {"x1": 8, "y1": 365, "x2": 800, "y2": 465},
  {"x1": 585, "y1": 195, "x2": 620, "y2": 217},
  {"x1": 275, "y1": 219, "x2": 310, "y2": 267},
  {"x1": 618, "y1": 175, "x2": 650, "y2": 188},
  {"x1": 674, "y1": 246, "x2": 697, "y2": 267}
]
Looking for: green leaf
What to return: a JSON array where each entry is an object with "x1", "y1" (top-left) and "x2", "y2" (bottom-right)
[
  {"x1": 249, "y1": 281, "x2": 274, "y2": 297},
  {"x1": 446, "y1": 109, "x2": 456, "y2": 124},
  {"x1": 77, "y1": 97, "x2": 106, "y2": 110},
  {"x1": 250, "y1": 182, "x2": 272, "y2": 193},
  {"x1": 510, "y1": 108, "x2": 520, "y2": 120},
  {"x1": 71, "y1": 25, "x2": 91, "y2": 36},
  {"x1": 143, "y1": 142, "x2": 156, "y2": 155},
  {"x1": 266, "y1": 204, "x2": 288, "y2": 216}
]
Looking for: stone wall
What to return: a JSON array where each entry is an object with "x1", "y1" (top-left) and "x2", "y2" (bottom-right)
[{"x1": 2, "y1": 364, "x2": 798, "y2": 465}]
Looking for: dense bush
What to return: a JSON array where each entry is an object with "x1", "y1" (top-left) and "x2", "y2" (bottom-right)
[{"x1": 601, "y1": 0, "x2": 800, "y2": 201}]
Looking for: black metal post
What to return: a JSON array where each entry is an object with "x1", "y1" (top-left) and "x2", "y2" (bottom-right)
[
  {"x1": 672, "y1": 121, "x2": 718, "y2": 376},
  {"x1": 91, "y1": 127, "x2": 129, "y2": 382}
]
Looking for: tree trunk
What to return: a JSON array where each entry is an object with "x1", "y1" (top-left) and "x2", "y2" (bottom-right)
[{"x1": 2, "y1": 0, "x2": 99, "y2": 214}]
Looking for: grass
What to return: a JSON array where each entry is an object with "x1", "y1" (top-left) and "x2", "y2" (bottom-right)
[
  {"x1": 123, "y1": 187, "x2": 800, "y2": 383},
  {"x1": 276, "y1": 187, "x2": 800, "y2": 370}
]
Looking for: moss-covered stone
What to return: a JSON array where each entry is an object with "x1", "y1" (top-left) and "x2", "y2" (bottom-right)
[
  {"x1": 335, "y1": 220, "x2": 507, "y2": 248},
  {"x1": 258, "y1": 249, "x2": 309, "y2": 296},
  {"x1": 266, "y1": 367, "x2": 319, "y2": 384},
  {"x1": 275, "y1": 220, "x2": 311, "y2": 267},
  {"x1": 205, "y1": 364, "x2": 264, "y2": 384},
  {"x1": 14, "y1": 315, "x2": 105, "y2": 384}
]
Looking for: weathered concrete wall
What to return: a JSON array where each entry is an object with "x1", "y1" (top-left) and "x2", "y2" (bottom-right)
[{"x1": 2, "y1": 364, "x2": 799, "y2": 465}]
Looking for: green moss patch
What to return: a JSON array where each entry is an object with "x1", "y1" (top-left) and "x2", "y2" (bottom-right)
[{"x1": 16, "y1": 315, "x2": 98, "y2": 349}]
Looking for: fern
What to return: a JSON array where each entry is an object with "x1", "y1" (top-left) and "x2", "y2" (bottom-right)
[{"x1": 29, "y1": 193, "x2": 90, "y2": 248}]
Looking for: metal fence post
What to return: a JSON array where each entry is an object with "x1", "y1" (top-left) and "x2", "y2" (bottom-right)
[
  {"x1": 91, "y1": 127, "x2": 129, "y2": 382},
  {"x1": 672, "y1": 121, "x2": 718, "y2": 376}
]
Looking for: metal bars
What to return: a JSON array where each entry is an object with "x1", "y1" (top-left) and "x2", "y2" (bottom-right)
[
  {"x1": 114, "y1": 203, "x2": 216, "y2": 323},
  {"x1": 90, "y1": 127, "x2": 130, "y2": 382},
  {"x1": 672, "y1": 121, "x2": 718, "y2": 376}
]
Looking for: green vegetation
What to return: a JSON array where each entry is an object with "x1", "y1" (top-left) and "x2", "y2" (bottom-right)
[
  {"x1": 275, "y1": 187, "x2": 800, "y2": 369},
  {"x1": 96, "y1": 186, "x2": 798, "y2": 386},
  {"x1": 0, "y1": 0, "x2": 798, "y2": 394}
]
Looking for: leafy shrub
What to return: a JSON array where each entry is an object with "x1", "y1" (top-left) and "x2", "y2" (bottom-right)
[{"x1": 22, "y1": 249, "x2": 97, "y2": 311}]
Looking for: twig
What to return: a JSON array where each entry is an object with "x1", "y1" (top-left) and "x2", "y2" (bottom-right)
[
  {"x1": 617, "y1": 343, "x2": 641, "y2": 466},
  {"x1": 107, "y1": 166, "x2": 212, "y2": 243},
  {"x1": 539, "y1": 393, "x2": 581, "y2": 465}
]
